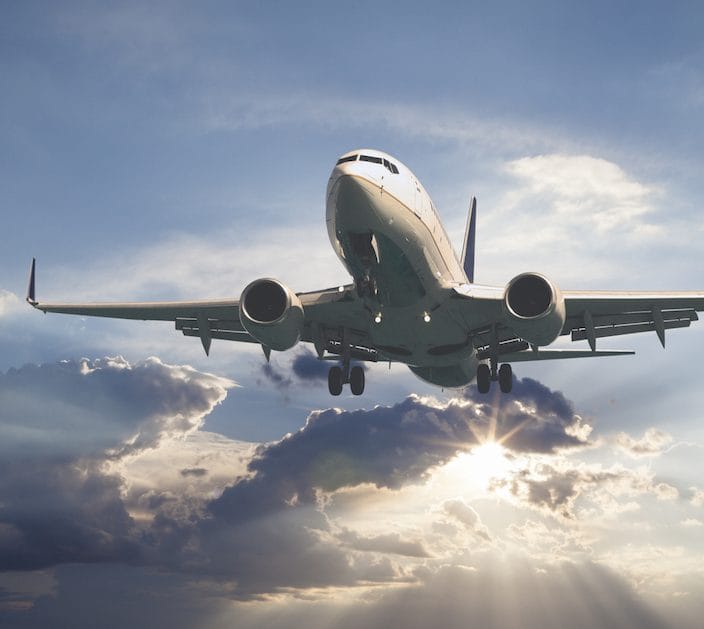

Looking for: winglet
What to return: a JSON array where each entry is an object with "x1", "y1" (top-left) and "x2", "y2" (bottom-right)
[
  {"x1": 460, "y1": 197, "x2": 477, "y2": 283},
  {"x1": 26, "y1": 257, "x2": 37, "y2": 305}
]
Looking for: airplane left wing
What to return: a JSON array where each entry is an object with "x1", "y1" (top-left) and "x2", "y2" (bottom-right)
[
  {"x1": 26, "y1": 258, "x2": 372, "y2": 359},
  {"x1": 561, "y1": 291, "x2": 704, "y2": 350},
  {"x1": 27, "y1": 258, "x2": 253, "y2": 354}
]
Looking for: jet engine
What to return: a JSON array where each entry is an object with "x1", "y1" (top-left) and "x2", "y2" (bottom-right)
[
  {"x1": 502, "y1": 272, "x2": 566, "y2": 346},
  {"x1": 239, "y1": 278, "x2": 304, "y2": 351}
]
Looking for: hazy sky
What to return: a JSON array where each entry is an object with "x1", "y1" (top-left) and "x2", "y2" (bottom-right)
[{"x1": 1, "y1": 2, "x2": 704, "y2": 627}]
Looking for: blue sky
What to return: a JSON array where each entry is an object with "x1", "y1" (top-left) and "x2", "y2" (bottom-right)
[{"x1": 1, "y1": 2, "x2": 704, "y2": 627}]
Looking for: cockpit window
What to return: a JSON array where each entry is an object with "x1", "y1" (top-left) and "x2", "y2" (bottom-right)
[
  {"x1": 359, "y1": 154, "x2": 399, "y2": 173},
  {"x1": 336, "y1": 155, "x2": 358, "y2": 165},
  {"x1": 383, "y1": 158, "x2": 399, "y2": 174}
]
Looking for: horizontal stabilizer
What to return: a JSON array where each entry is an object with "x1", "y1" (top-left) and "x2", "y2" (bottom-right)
[
  {"x1": 497, "y1": 349, "x2": 635, "y2": 363},
  {"x1": 460, "y1": 197, "x2": 477, "y2": 283}
]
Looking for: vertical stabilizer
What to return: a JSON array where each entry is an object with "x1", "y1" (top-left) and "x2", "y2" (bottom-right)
[{"x1": 460, "y1": 197, "x2": 477, "y2": 283}]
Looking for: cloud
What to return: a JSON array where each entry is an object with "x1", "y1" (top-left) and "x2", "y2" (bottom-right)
[
  {"x1": 0, "y1": 356, "x2": 232, "y2": 460},
  {"x1": 0, "y1": 356, "x2": 232, "y2": 571},
  {"x1": 0, "y1": 558, "x2": 672, "y2": 629},
  {"x1": 337, "y1": 528, "x2": 431, "y2": 558},
  {"x1": 0, "y1": 354, "x2": 697, "y2": 615},
  {"x1": 689, "y1": 487, "x2": 704, "y2": 507},
  {"x1": 478, "y1": 154, "x2": 665, "y2": 284},
  {"x1": 505, "y1": 155, "x2": 658, "y2": 236},
  {"x1": 497, "y1": 461, "x2": 680, "y2": 519},
  {"x1": 681, "y1": 518, "x2": 703, "y2": 528},
  {"x1": 258, "y1": 348, "x2": 361, "y2": 391},
  {"x1": 441, "y1": 500, "x2": 491, "y2": 542},
  {"x1": 464, "y1": 377, "x2": 592, "y2": 453},
  {"x1": 0, "y1": 291, "x2": 21, "y2": 318},
  {"x1": 211, "y1": 379, "x2": 589, "y2": 526},
  {"x1": 291, "y1": 348, "x2": 335, "y2": 382},
  {"x1": 614, "y1": 428, "x2": 674, "y2": 458}
]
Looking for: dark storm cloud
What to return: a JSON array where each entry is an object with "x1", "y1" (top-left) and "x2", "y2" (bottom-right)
[
  {"x1": 291, "y1": 348, "x2": 331, "y2": 381},
  {"x1": 0, "y1": 356, "x2": 230, "y2": 459},
  {"x1": 0, "y1": 357, "x2": 230, "y2": 572},
  {"x1": 0, "y1": 355, "x2": 594, "y2": 600},
  {"x1": 258, "y1": 348, "x2": 354, "y2": 388},
  {"x1": 258, "y1": 361, "x2": 292, "y2": 389},
  {"x1": 0, "y1": 462, "x2": 139, "y2": 571},
  {"x1": 465, "y1": 377, "x2": 588, "y2": 453},
  {"x1": 208, "y1": 395, "x2": 476, "y2": 524},
  {"x1": 210, "y1": 378, "x2": 588, "y2": 526}
]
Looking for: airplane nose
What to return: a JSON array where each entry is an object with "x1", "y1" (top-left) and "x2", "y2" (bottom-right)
[{"x1": 333, "y1": 174, "x2": 380, "y2": 232}]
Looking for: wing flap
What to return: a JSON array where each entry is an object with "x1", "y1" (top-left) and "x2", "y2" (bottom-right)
[{"x1": 571, "y1": 318, "x2": 692, "y2": 343}]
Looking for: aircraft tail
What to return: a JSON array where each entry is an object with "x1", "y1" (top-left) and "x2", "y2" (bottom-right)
[{"x1": 460, "y1": 197, "x2": 477, "y2": 283}]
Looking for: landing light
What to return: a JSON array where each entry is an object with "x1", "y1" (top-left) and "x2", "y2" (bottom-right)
[
  {"x1": 374, "y1": 312, "x2": 383, "y2": 324},
  {"x1": 423, "y1": 312, "x2": 431, "y2": 323}
]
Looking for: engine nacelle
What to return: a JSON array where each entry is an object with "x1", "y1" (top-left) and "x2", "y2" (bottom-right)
[
  {"x1": 502, "y1": 272, "x2": 566, "y2": 347},
  {"x1": 239, "y1": 278, "x2": 304, "y2": 351}
]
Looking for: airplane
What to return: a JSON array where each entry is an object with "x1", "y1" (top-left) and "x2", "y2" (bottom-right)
[{"x1": 27, "y1": 148, "x2": 704, "y2": 396}]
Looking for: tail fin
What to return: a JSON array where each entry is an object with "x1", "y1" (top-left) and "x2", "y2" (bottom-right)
[{"x1": 460, "y1": 197, "x2": 477, "y2": 283}]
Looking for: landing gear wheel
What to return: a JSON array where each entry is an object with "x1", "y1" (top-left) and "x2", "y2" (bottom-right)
[
  {"x1": 498, "y1": 364, "x2": 513, "y2": 393},
  {"x1": 350, "y1": 365, "x2": 365, "y2": 396},
  {"x1": 328, "y1": 366, "x2": 343, "y2": 396},
  {"x1": 477, "y1": 364, "x2": 491, "y2": 394}
]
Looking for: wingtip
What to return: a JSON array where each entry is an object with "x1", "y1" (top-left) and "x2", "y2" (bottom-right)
[{"x1": 26, "y1": 257, "x2": 37, "y2": 306}]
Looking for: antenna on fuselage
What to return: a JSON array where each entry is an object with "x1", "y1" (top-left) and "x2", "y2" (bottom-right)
[{"x1": 460, "y1": 197, "x2": 477, "y2": 283}]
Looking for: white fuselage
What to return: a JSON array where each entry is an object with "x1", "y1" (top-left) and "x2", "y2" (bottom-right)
[{"x1": 325, "y1": 149, "x2": 480, "y2": 386}]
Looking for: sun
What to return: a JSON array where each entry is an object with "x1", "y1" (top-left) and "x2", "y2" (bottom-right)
[
  {"x1": 468, "y1": 442, "x2": 513, "y2": 489},
  {"x1": 438, "y1": 441, "x2": 516, "y2": 495}
]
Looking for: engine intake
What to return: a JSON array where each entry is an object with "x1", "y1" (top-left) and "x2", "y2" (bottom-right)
[
  {"x1": 239, "y1": 278, "x2": 304, "y2": 351},
  {"x1": 503, "y1": 272, "x2": 565, "y2": 346}
]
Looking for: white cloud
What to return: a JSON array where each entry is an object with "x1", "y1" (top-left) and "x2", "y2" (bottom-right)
[
  {"x1": 690, "y1": 487, "x2": 704, "y2": 507},
  {"x1": 681, "y1": 518, "x2": 703, "y2": 528},
  {"x1": 441, "y1": 499, "x2": 491, "y2": 542},
  {"x1": 0, "y1": 290, "x2": 21, "y2": 317},
  {"x1": 614, "y1": 428, "x2": 674, "y2": 458}
]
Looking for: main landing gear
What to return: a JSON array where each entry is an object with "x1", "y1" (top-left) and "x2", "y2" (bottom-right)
[
  {"x1": 476, "y1": 362, "x2": 513, "y2": 394},
  {"x1": 326, "y1": 326, "x2": 367, "y2": 396},
  {"x1": 328, "y1": 364, "x2": 365, "y2": 396}
]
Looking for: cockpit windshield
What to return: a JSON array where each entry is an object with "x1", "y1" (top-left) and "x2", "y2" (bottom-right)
[{"x1": 337, "y1": 153, "x2": 399, "y2": 174}]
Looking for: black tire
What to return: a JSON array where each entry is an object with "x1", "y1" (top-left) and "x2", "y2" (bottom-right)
[
  {"x1": 350, "y1": 365, "x2": 365, "y2": 396},
  {"x1": 498, "y1": 364, "x2": 513, "y2": 393},
  {"x1": 477, "y1": 364, "x2": 491, "y2": 394},
  {"x1": 328, "y1": 366, "x2": 343, "y2": 396}
]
